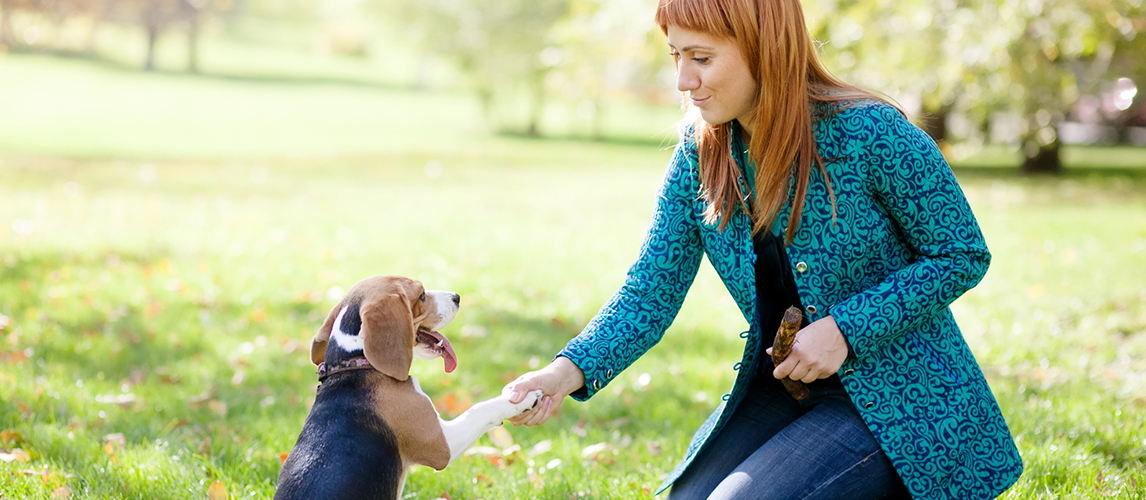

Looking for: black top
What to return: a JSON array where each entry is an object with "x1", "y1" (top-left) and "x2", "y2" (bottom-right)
[
  {"x1": 753, "y1": 230, "x2": 804, "y2": 356},
  {"x1": 753, "y1": 230, "x2": 844, "y2": 389}
]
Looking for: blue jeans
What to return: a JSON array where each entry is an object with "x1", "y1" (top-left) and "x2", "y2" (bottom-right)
[{"x1": 668, "y1": 373, "x2": 911, "y2": 500}]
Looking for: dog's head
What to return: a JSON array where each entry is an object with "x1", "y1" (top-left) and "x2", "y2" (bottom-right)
[{"x1": 310, "y1": 275, "x2": 460, "y2": 381}]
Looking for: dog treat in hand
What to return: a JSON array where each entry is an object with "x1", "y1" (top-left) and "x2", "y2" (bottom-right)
[{"x1": 771, "y1": 306, "x2": 810, "y2": 400}]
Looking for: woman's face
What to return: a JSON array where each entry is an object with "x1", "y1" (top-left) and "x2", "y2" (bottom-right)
[{"x1": 667, "y1": 25, "x2": 758, "y2": 134}]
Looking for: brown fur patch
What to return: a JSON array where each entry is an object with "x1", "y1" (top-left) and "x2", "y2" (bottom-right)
[{"x1": 368, "y1": 372, "x2": 451, "y2": 470}]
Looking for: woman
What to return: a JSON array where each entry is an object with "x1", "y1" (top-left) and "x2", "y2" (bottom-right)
[{"x1": 504, "y1": 0, "x2": 1023, "y2": 498}]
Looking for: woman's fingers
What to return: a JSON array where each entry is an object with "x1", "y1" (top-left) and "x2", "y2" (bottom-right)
[{"x1": 511, "y1": 395, "x2": 558, "y2": 427}]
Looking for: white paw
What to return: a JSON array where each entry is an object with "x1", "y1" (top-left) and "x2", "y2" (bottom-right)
[{"x1": 512, "y1": 390, "x2": 543, "y2": 414}]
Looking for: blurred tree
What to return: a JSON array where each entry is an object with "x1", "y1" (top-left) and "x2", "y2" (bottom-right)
[
  {"x1": 372, "y1": 0, "x2": 568, "y2": 136},
  {"x1": 982, "y1": 0, "x2": 1144, "y2": 172},
  {"x1": 809, "y1": 0, "x2": 1145, "y2": 173},
  {"x1": 544, "y1": 0, "x2": 670, "y2": 139},
  {"x1": 97, "y1": 0, "x2": 208, "y2": 71}
]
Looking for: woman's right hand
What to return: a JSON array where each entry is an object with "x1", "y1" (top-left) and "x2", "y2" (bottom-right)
[{"x1": 503, "y1": 356, "x2": 585, "y2": 427}]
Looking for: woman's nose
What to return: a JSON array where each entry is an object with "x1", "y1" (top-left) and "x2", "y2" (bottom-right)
[{"x1": 677, "y1": 65, "x2": 699, "y2": 92}]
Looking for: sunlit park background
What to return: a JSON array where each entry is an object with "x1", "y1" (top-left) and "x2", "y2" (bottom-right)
[{"x1": 1, "y1": 0, "x2": 1146, "y2": 498}]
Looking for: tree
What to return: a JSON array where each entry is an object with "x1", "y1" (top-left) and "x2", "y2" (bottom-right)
[
  {"x1": 375, "y1": 0, "x2": 568, "y2": 135},
  {"x1": 810, "y1": 0, "x2": 1145, "y2": 173}
]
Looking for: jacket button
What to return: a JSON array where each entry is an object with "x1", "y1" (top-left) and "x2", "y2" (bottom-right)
[
  {"x1": 592, "y1": 380, "x2": 601, "y2": 391},
  {"x1": 843, "y1": 369, "x2": 855, "y2": 376},
  {"x1": 606, "y1": 369, "x2": 614, "y2": 379},
  {"x1": 722, "y1": 393, "x2": 731, "y2": 401},
  {"x1": 733, "y1": 362, "x2": 742, "y2": 371},
  {"x1": 795, "y1": 262, "x2": 808, "y2": 273},
  {"x1": 739, "y1": 330, "x2": 750, "y2": 338},
  {"x1": 805, "y1": 305, "x2": 817, "y2": 315},
  {"x1": 863, "y1": 401, "x2": 874, "y2": 409}
]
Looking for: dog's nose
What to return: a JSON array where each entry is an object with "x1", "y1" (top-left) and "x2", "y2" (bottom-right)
[{"x1": 451, "y1": 293, "x2": 461, "y2": 306}]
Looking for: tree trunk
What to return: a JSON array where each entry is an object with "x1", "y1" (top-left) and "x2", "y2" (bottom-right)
[
  {"x1": 526, "y1": 69, "x2": 545, "y2": 137},
  {"x1": 591, "y1": 99, "x2": 604, "y2": 141},
  {"x1": 144, "y1": 25, "x2": 159, "y2": 71},
  {"x1": 187, "y1": 11, "x2": 199, "y2": 73},
  {"x1": 0, "y1": 4, "x2": 13, "y2": 47},
  {"x1": 922, "y1": 104, "x2": 951, "y2": 144},
  {"x1": 1021, "y1": 138, "x2": 1062, "y2": 174}
]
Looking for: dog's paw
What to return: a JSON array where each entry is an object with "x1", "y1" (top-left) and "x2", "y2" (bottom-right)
[{"x1": 512, "y1": 390, "x2": 543, "y2": 414}]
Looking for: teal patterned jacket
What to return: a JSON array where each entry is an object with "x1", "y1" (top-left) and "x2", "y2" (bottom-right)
[{"x1": 558, "y1": 101, "x2": 1023, "y2": 500}]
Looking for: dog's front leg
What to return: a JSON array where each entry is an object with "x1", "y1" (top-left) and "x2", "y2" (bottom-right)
[{"x1": 439, "y1": 391, "x2": 541, "y2": 464}]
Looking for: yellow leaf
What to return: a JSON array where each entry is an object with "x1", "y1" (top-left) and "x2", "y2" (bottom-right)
[
  {"x1": 207, "y1": 481, "x2": 228, "y2": 500},
  {"x1": 486, "y1": 426, "x2": 513, "y2": 449},
  {"x1": 0, "y1": 448, "x2": 31, "y2": 462},
  {"x1": 208, "y1": 400, "x2": 228, "y2": 417},
  {"x1": 50, "y1": 486, "x2": 72, "y2": 498}
]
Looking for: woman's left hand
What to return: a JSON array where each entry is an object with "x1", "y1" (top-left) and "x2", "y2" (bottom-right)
[{"x1": 767, "y1": 316, "x2": 849, "y2": 384}]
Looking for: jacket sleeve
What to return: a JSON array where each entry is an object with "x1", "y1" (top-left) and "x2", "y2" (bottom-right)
[
  {"x1": 558, "y1": 142, "x2": 705, "y2": 401},
  {"x1": 829, "y1": 104, "x2": 991, "y2": 360}
]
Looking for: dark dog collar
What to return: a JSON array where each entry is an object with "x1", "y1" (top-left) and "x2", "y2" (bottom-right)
[{"x1": 317, "y1": 357, "x2": 373, "y2": 381}]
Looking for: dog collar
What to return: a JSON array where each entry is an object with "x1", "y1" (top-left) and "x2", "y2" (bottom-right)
[{"x1": 317, "y1": 357, "x2": 373, "y2": 381}]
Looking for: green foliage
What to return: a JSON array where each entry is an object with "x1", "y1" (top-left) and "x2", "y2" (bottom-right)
[{"x1": 807, "y1": 0, "x2": 1146, "y2": 170}]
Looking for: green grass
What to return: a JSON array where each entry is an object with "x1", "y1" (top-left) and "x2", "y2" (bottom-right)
[{"x1": 2, "y1": 54, "x2": 1146, "y2": 499}]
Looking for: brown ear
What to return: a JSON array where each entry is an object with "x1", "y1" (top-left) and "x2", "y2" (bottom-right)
[
  {"x1": 360, "y1": 293, "x2": 415, "y2": 381},
  {"x1": 311, "y1": 303, "x2": 342, "y2": 365}
]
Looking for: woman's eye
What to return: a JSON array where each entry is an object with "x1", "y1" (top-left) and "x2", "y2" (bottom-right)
[
  {"x1": 669, "y1": 51, "x2": 680, "y2": 59},
  {"x1": 693, "y1": 57, "x2": 710, "y2": 64}
]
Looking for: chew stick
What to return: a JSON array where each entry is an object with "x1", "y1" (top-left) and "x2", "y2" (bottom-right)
[{"x1": 771, "y1": 306, "x2": 809, "y2": 400}]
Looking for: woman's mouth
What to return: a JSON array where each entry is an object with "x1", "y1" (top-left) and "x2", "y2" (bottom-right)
[{"x1": 691, "y1": 96, "x2": 710, "y2": 107}]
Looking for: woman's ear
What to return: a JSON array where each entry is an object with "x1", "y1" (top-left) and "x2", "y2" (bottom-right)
[
  {"x1": 360, "y1": 293, "x2": 415, "y2": 381},
  {"x1": 311, "y1": 303, "x2": 342, "y2": 365}
]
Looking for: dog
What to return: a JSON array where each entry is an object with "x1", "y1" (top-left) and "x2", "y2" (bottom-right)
[{"x1": 275, "y1": 275, "x2": 542, "y2": 500}]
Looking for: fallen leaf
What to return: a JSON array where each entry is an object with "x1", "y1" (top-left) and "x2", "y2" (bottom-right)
[
  {"x1": 486, "y1": 426, "x2": 513, "y2": 449},
  {"x1": 438, "y1": 392, "x2": 472, "y2": 416},
  {"x1": 207, "y1": 480, "x2": 228, "y2": 500},
  {"x1": 97, "y1": 394, "x2": 138, "y2": 406},
  {"x1": 463, "y1": 446, "x2": 500, "y2": 457},
  {"x1": 647, "y1": 440, "x2": 663, "y2": 456},
  {"x1": 279, "y1": 452, "x2": 290, "y2": 463},
  {"x1": 0, "y1": 429, "x2": 23, "y2": 444},
  {"x1": 473, "y1": 473, "x2": 494, "y2": 486},
  {"x1": 571, "y1": 419, "x2": 587, "y2": 438},
  {"x1": 50, "y1": 486, "x2": 72, "y2": 498},
  {"x1": 208, "y1": 400, "x2": 228, "y2": 417},
  {"x1": 104, "y1": 433, "x2": 126, "y2": 448},
  {"x1": 0, "y1": 448, "x2": 31, "y2": 462},
  {"x1": 580, "y1": 442, "x2": 609, "y2": 459},
  {"x1": 527, "y1": 440, "x2": 552, "y2": 456}
]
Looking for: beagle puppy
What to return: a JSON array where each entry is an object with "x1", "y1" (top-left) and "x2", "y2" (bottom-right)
[{"x1": 275, "y1": 275, "x2": 541, "y2": 500}]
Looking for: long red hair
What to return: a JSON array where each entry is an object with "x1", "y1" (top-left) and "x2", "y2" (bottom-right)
[{"x1": 656, "y1": 0, "x2": 893, "y2": 242}]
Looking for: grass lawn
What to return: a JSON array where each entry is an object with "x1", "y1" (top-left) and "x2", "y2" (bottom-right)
[{"x1": 2, "y1": 53, "x2": 1146, "y2": 499}]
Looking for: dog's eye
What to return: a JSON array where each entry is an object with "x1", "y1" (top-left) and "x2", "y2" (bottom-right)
[{"x1": 419, "y1": 292, "x2": 426, "y2": 301}]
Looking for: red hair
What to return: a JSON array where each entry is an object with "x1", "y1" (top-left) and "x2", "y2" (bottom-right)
[{"x1": 656, "y1": 0, "x2": 895, "y2": 242}]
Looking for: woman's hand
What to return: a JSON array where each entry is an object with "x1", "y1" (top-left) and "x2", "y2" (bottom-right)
[
  {"x1": 503, "y1": 356, "x2": 585, "y2": 427},
  {"x1": 768, "y1": 316, "x2": 849, "y2": 384}
]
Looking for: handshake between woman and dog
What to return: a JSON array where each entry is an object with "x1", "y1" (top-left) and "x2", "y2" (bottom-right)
[{"x1": 274, "y1": 275, "x2": 542, "y2": 500}]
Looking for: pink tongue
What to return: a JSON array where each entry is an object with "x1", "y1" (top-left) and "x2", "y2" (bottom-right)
[{"x1": 426, "y1": 330, "x2": 458, "y2": 373}]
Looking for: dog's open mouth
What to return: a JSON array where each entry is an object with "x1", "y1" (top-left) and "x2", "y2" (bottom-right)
[{"x1": 416, "y1": 328, "x2": 458, "y2": 373}]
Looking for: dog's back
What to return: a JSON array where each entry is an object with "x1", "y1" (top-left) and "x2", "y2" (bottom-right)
[{"x1": 275, "y1": 374, "x2": 403, "y2": 500}]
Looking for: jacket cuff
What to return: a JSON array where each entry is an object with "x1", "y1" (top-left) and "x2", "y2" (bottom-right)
[{"x1": 555, "y1": 347, "x2": 614, "y2": 402}]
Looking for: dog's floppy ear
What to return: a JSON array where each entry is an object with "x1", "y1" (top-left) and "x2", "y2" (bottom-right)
[
  {"x1": 360, "y1": 292, "x2": 415, "y2": 381},
  {"x1": 311, "y1": 303, "x2": 341, "y2": 365}
]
